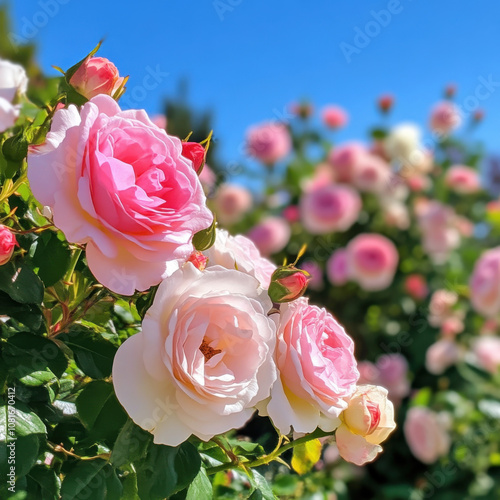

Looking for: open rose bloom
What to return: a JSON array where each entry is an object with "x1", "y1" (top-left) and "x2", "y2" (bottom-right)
[
  {"x1": 27, "y1": 95, "x2": 213, "y2": 295},
  {"x1": 0, "y1": 58, "x2": 28, "y2": 133}
]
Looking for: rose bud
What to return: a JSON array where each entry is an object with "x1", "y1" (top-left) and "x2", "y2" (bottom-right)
[
  {"x1": 0, "y1": 225, "x2": 17, "y2": 266},
  {"x1": 473, "y1": 109, "x2": 485, "y2": 123},
  {"x1": 182, "y1": 141, "x2": 206, "y2": 174},
  {"x1": 336, "y1": 385, "x2": 396, "y2": 466},
  {"x1": 187, "y1": 250, "x2": 208, "y2": 271},
  {"x1": 444, "y1": 83, "x2": 457, "y2": 99},
  {"x1": 69, "y1": 56, "x2": 126, "y2": 100},
  {"x1": 268, "y1": 266, "x2": 310, "y2": 303},
  {"x1": 377, "y1": 94, "x2": 394, "y2": 114}
]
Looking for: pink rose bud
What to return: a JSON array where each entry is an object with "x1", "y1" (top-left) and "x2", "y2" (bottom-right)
[
  {"x1": 70, "y1": 56, "x2": 126, "y2": 100},
  {"x1": 0, "y1": 225, "x2": 17, "y2": 265},
  {"x1": 404, "y1": 274, "x2": 428, "y2": 300},
  {"x1": 282, "y1": 205, "x2": 300, "y2": 223},
  {"x1": 321, "y1": 105, "x2": 348, "y2": 129},
  {"x1": 268, "y1": 266, "x2": 310, "y2": 303},
  {"x1": 377, "y1": 94, "x2": 394, "y2": 113},
  {"x1": 187, "y1": 250, "x2": 208, "y2": 271},
  {"x1": 444, "y1": 83, "x2": 457, "y2": 98},
  {"x1": 336, "y1": 385, "x2": 396, "y2": 466},
  {"x1": 181, "y1": 141, "x2": 206, "y2": 174},
  {"x1": 473, "y1": 109, "x2": 485, "y2": 122}
]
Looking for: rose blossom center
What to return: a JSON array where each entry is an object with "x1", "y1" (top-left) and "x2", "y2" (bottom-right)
[
  {"x1": 366, "y1": 400, "x2": 381, "y2": 434},
  {"x1": 199, "y1": 338, "x2": 222, "y2": 362}
]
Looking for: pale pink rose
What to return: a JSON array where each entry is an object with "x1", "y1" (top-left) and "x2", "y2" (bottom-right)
[
  {"x1": 406, "y1": 174, "x2": 431, "y2": 192},
  {"x1": 376, "y1": 354, "x2": 410, "y2": 403},
  {"x1": 382, "y1": 200, "x2": 410, "y2": 230},
  {"x1": 417, "y1": 201, "x2": 460, "y2": 264},
  {"x1": 352, "y1": 154, "x2": 391, "y2": 193},
  {"x1": 212, "y1": 183, "x2": 252, "y2": 225},
  {"x1": 113, "y1": 264, "x2": 277, "y2": 446},
  {"x1": 282, "y1": 205, "x2": 300, "y2": 223},
  {"x1": 327, "y1": 248, "x2": 350, "y2": 286},
  {"x1": 440, "y1": 316, "x2": 464, "y2": 337},
  {"x1": 445, "y1": 165, "x2": 481, "y2": 194},
  {"x1": 263, "y1": 298, "x2": 359, "y2": 434},
  {"x1": 404, "y1": 274, "x2": 429, "y2": 300},
  {"x1": 357, "y1": 361, "x2": 379, "y2": 385},
  {"x1": 327, "y1": 142, "x2": 367, "y2": 183},
  {"x1": 198, "y1": 164, "x2": 216, "y2": 191},
  {"x1": 428, "y1": 289, "x2": 458, "y2": 327},
  {"x1": 425, "y1": 339, "x2": 461, "y2": 375},
  {"x1": 27, "y1": 95, "x2": 213, "y2": 295},
  {"x1": 151, "y1": 115, "x2": 167, "y2": 130},
  {"x1": 470, "y1": 248, "x2": 500, "y2": 317},
  {"x1": 247, "y1": 217, "x2": 290, "y2": 257},
  {"x1": 321, "y1": 105, "x2": 348, "y2": 129},
  {"x1": 336, "y1": 385, "x2": 396, "y2": 466},
  {"x1": 346, "y1": 234, "x2": 399, "y2": 291},
  {"x1": 0, "y1": 225, "x2": 17, "y2": 265},
  {"x1": 300, "y1": 184, "x2": 361, "y2": 235},
  {"x1": 0, "y1": 58, "x2": 28, "y2": 133},
  {"x1": 429, "y1": 101, "x2": 461, "y2": 135},
  {"x1": 300, "y1": 261, "x2": 323, "y2": 291},
  {"x1": 404, "y1": 407, "x2": 451, "y2": 464},
  {"x1": 70, "y1": 57, "x2": 126, "y2": 100},
  {"x1": 246, "y1": 122, "x2": 291, "y2": 165},
  {"x1": 204, "y1": 229, "x2": 276, "y2": 288},
  {"x1": 473, "y1": 336, "x2": 500, "y2": 373}
]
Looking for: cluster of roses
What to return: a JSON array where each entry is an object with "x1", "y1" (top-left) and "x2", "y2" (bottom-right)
[{"x1": 0, "y1": 54, "x2": 397, "y2": 466}]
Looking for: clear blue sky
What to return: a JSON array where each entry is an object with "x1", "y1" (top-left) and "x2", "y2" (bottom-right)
[{"x1": 4, "y1": 0, "x2": 500, "y2": 166}]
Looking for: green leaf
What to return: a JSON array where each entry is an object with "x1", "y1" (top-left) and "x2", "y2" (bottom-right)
[
  {"x1": 3, "y1": 333, "x2": 68, "y2": 379},
  {"x1": 291, "y1": 438, "x2": 322, "y2": 475},
  {"x1": 111, "y1": 419, "x2": 152, "y2": 468},
  {"x1": 0, "y1": 260, "x2": 44, "y2": 304},
  {"x1": 76, "y1": 381, "x2": 127, "y2": 443},
  {"x1": 186, "y1": 468, "x2": 212, "y2": 500},
  {"x1": 31, "y1": 231, "x2": 71, "y2": 287},
  {"x1": 0, "y1": 291, "x2": 43, "y2": 330},
  {"x1": 136, "y1": 442, "x2": 201, "y2": 499},
  {"x1": 192, "y1": 216, "x2": 216, "y2": 251},
  {"x1": 248, "y1": 470, "x2": 276, "y2": 500},
  {"x1": 26, "y1": 465, "x2": 61, "y2": 500},
  {"x1": 61, "y1": 460, "x2": 122, "y2": 500},
  {"x1": 2, "y1": 131, "x2": 28, "y2": 162},
  {"x1": 60, "y1": 326, "x2": 117, "y2": 379}
]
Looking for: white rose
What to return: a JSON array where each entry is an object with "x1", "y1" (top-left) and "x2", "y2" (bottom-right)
[{"x1": 0, "y1": 58, "x2": 28, "y2": 133}]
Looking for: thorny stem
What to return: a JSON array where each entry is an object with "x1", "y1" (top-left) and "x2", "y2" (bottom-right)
[
  {"x1": 47, "y1": 442, "x2": 110, "y2": 462},
  {"x1": 205, "y1": 427, "x2": 332, "y2": 476}
]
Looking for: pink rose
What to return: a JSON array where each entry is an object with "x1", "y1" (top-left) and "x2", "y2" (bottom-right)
[
  {"x1": 327, "y1": 142, "x2": 366, "y2": 183},
  {"x1": 70, "y1": 57, "x2": 126, "y2": 100},
  {"x1": 300, "y1": 261, "x2": 323, "y2": 291},
  {"x1": 0, "y1": 58, "x2": 28, "y2": 133},
  {"x1": 336, "y1": 385, "x2": 396, "y2": 466},
  {"x1": 212, "y1": 183, "x2": 252, "y2": 225},
  {"x1": 247, "y1": 217, "x2": 290, "y2": 257},
  {"x1": 321, "y1": 105, "x2": 348, "y2": 129},
  {"x1": 151, "y1": 115, "x2": 167, "y2": 130},
  {"x1": 428, "y1": 289, "x2": 458, "y2": 327},
  {"x1": 404, "y1": 274, "x2": 428, "y2": 300},
  {"x1": 0, "y1": 225, "x2": 17, "y2": 265},
  {"x1": 204, "y1": 229, "x2": 276, "y2": 288},
  {"x1": 282, "y1": 205, "x2": 300, "y2": 223},
  {"x1": 263, "y1": 298, "x2": 359, "y2": 434},
  {"x1": 376, "y1": 354, "x2": 410, "y2": 403},
  {"x1": 246, "y1": 122, "x2": 291, "y2": 165},
  {"x1": 445, "y1": 165, "x2": 481, "y2": 194},
  {"x1": 300, "y1": 184, "x2": 361, "y2": 235},
  {"x1": 429, "y1": 101, "x2": 461, "y2": 135},
  {"x1": 352, "y1": 154, "x2": 391, "y2": 194},
  {"x1": 346, "y1": 234, "x2": 399, "y2": 291},
  {"x1": 425, "y1": 339, "x2": 461, "y2": 375},
  {"x1": 27, "y1": 95, "x2": 213, "y2": 295},
  {"x1": 473, "y1": 336, "x2": 500, "y2": 373},
  {"x1": 327, "y1": 248, "x2": 350, "y2": 286},
  {"x1": 113, "y1": 263, "x2": 277, "y2": 445},
  {"x1": 440, "y1": 316, "x2": 464, "y2": 337},
  {"x1": 470, "y1": 248, "x2": 500, "y2": 317},
  {"x1": 198, "y1": 164, "x2": 216, "y2": 191},
  {"x1": 404, "y1": 407, "x2": 451, "y2": 464},
  {"x1": 382, "y1": 200, "x2": 410, "y2": 230}
]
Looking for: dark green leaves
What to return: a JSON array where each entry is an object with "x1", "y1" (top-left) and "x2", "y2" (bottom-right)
[
  {"x1": 192, "y1": 216, "x2": 216, "y2": 251},
  {"x1": 0, "y1": 260, "x2": 44, "y2": 305},
  {"x1": 110, "y1": 419, "x2": 152, "y2": 468},
  {"x1": 31, "y1": 231, "x2": 71, "y2": 287},
  {"x1": 136, "y1": 442, "x2": 201, "y2": 500},
  {"x1": 60, "y1": 326, "x2": 117, "y2": 379}
]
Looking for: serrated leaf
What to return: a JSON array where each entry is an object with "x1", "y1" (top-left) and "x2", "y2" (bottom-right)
[{"x1": 291, "y1": 438, "x2": 322, "y2": 475}]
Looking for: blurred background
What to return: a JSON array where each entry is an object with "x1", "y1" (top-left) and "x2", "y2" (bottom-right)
[{"x1": 3, "y1": 1, "x2": 500, "y2": 499}]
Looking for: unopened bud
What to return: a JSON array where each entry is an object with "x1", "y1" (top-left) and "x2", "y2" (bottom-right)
[
  {"x1": 0, "y1": 225, "x2": 17, "y2": 266},
  {"x1": 187, "y1": 250, "x2": 208, "y2": 271},
  {"x1": 182, "y1": 141, "x2": 206, "y2": 174},
  {"x1": 268, "y1": 266, "x2": 310, "y2": 303}
]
